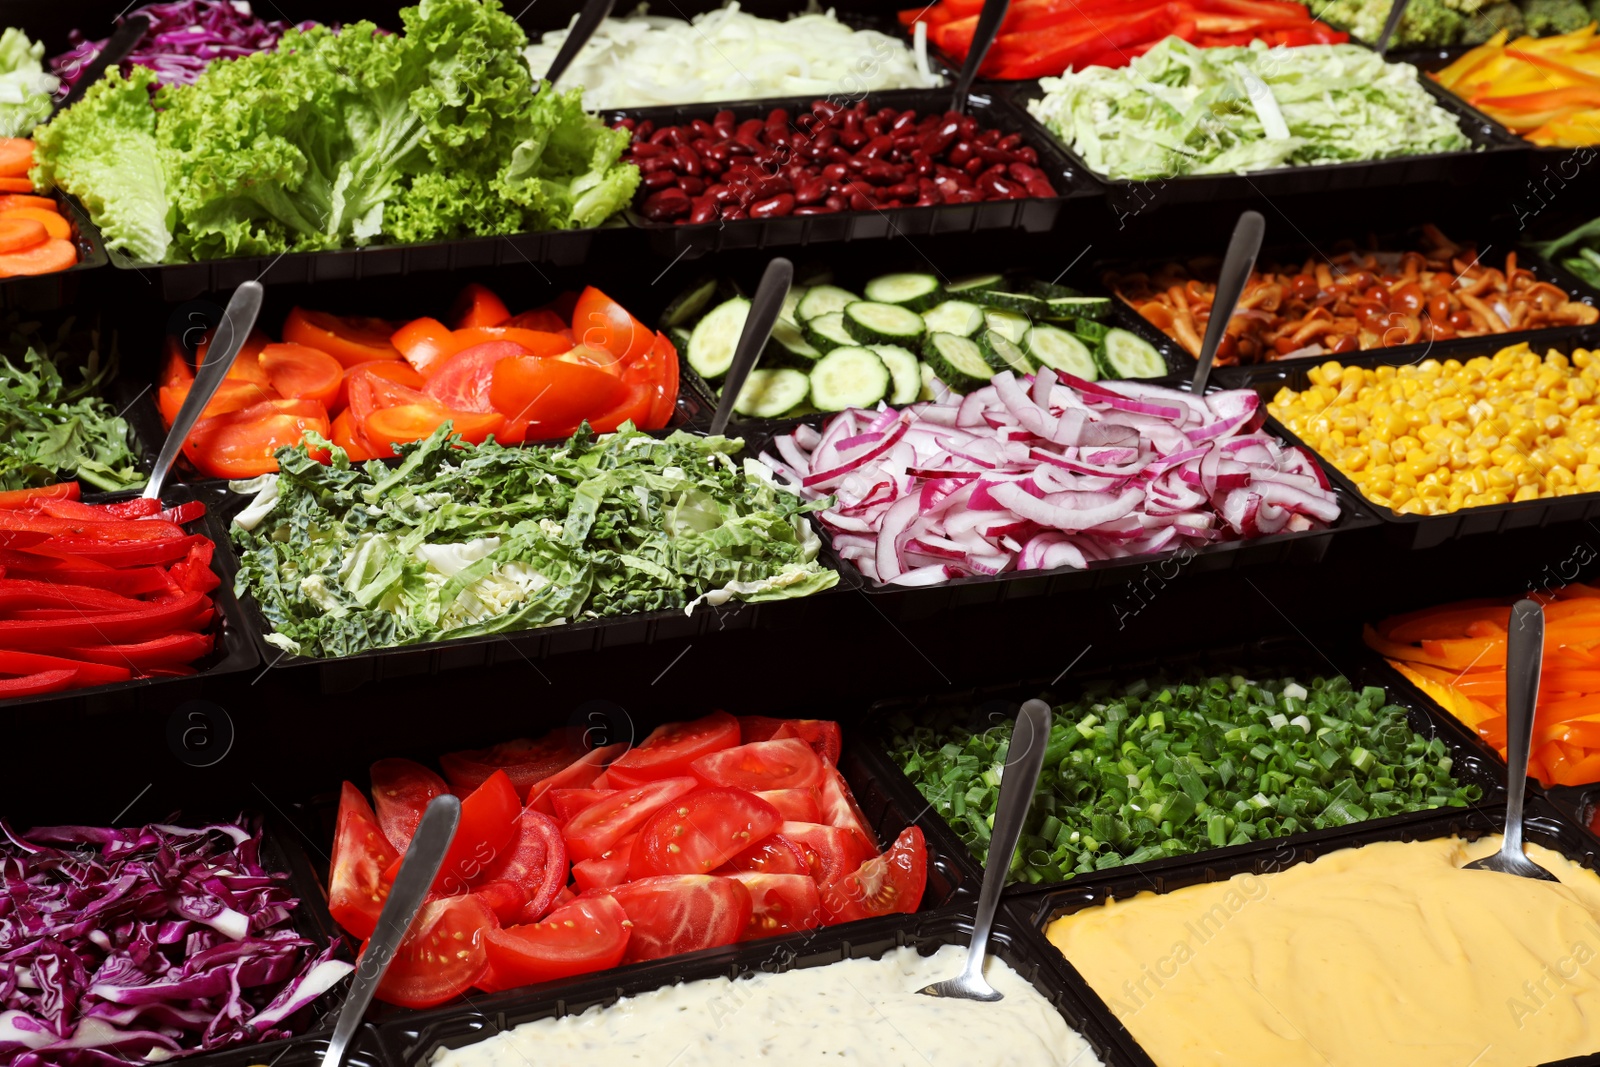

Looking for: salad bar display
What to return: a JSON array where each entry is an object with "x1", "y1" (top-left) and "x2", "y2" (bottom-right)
[{"x1": 14, "y1": 2, "x2": 1600, "y2": 1067}]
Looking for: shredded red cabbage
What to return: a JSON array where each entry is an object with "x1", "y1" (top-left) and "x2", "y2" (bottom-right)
[
  {"x1": 49, "y1": 2, "x2": 317, "y2": 92},
  {"x1": 0, "y1": 817, "x2": 352, "y2": 1067}
]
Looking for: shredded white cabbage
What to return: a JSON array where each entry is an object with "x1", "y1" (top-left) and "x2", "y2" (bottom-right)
[{"x1": 525, "y1": 2, "x2": 941, "y2": 109}]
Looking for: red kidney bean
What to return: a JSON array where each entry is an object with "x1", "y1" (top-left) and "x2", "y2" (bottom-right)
[
  {"x1": 892, "y1": 109, "x2": 918, "y2": 132},
  {"x1": 919, "y1": 117, "x2": 961, "y2": 156},
  {"x1": 964, "y1": 156, "x2": 985, "y2": 176},
  {"x1": 859, "y1": 134, "x2": 893, "y2": 160},
  {"x1": 1025, "y1": 175, "x2": 1057, "y2": 198},
  {"x1": 997, "y1": 133, "x2": 1022, "y2": 151},
  {"x1": 977, "y1": 174, "x2": 1021, "y2": 199},
  {"x1": 642, "y1": 187, "x2": 691, "y2": 220},
  {"x1": 636, "y1": 120, "x2": 655, "y2": 140},
  {"x1": 677, "y1": 175, "x2": 703, "y2": 196},
  {"x1": 751, "y1": 193, "x2": 795, "y2": 218},
  {"x1": 949, "y1": 142, "x2": 972, "y2": 166},
  {"x1": 839, "y1": 127, "x2": 867, "y2": 150},
  {"x1": 641, "y1": 169, "x2": 677, "y2": 190},
  {"x1": 977, "y1": 145, "x2": 1017, "y2": 165},
  {"x1": 794, "y1": 177, "x2": 828, "y2": 204},
  {"x1": 863, "y1": 116, "x2": 884, "y2": 138},
  {"x1": 706, "y1": 183, "x2": 737, "y2": 204},
  {"x1": 688, "y1": 196, "x2": 718, "y2": 224},
  {"x1": 821, "y1": 162, "x2": 848, "y2": 182},
  {"x1": 861, "y1": 160, "x2": 905, "y2": 184},
  {"x1": 648, "y1": 126, "x2": 676, "y2": 146},
  {"x1": 618, "y1": 117, "x2": 636, "y2": 130},
  {"x1": 891, "y1": 134, "x2": 919, "y2": 152},
  {"x1": 630, "y1": 141, "x2": 666, "y2": 158},
  {"x1": 957, "y1": 114, "x2": 979, "y2": 139},
  {"x1": 975, "y1": 128, "x2": 1000, "y2": 147},
  {"x1": 1016, "y1": 146, "x2": 1038, "y2": 164},
  {"x1": 825, "y1": 194, "x2": 847, "y2": 211},
  {"x1": 722, "y1": 206, "x2": 748, "y2": 220},
  {"x1": 1008, "y1": 162, "x2": 1037, "y2": 183},
  {"x1": 637, "y1": 155, "x2": 673, "y2": 173},
  {"x1": 827, "y1": 145, "x2": 853, "y2": 163},
  {"x1": 793, "y1": 206, "x2": 830, "y2": 215},
  {"x1": 690, "y1": 119, "x2": 715, "y2": 139},
  {"x1": 813, "y1": 100, "x2": 842, "y2": 120},
  {"x1": 848, "y1": 191, "x2": 873, "y2": 211},
  {"x1": 883, "y1": 181, "x2": 918, "y2": 200},
  {"x1": 676, "y1": 146, "x2": 701, "y2": 176}
]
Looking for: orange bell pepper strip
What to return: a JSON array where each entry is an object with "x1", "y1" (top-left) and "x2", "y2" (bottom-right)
[{"x1": 1419, "y1": 635, "x2": 1506, "y2": 669}]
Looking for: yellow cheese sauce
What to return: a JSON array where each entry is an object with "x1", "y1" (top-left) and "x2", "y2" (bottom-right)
[
  {"x1": 1047, "y1": 836, "x2": 1600, "y2": 1067},
  {"x1": 428, "y1": 945, "x2": 1103, "y2": 1067}
]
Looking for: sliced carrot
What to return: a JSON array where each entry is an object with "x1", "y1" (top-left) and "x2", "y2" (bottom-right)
[
  {"x1": 0, "y1": 178, "x2": 35, "y2": 193},
  {"x1": 0, "y1": 216, "x2": 46, "y2": 254},
  {"x1": 0, "y1": 194, "x2": 55, "y2": 214},
  {"x1": 0, "y1": 140, "x2": 33, "y2": 179},
  {"x1": 0, "y1": 238, "x2": 76, "y2": 277},
  {"x1": 1, "y1": 208, "x2": 69, "y2": 240}
]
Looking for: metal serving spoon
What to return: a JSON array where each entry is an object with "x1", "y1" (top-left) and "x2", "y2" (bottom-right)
[
  {"x1": 143, "y1": 281, "x2": 265, "y2": 501},
  {"x1": 320, "y1": 794, "x2": 462, "y2": 1067},
  {"x1": 542, "y1": 0, "x2": 619, "y2": 90},
  {"x1": 919, "y1": 698, "x2": 1052, "y2": 1000},
  {"x1": 1373, "y1": 0, "x2": 1412, "y2": 55},
  {"x1": 1464, "y1": 598, "x2": 1558, "y2": 882},
  {"x1": 1191, "y1": 210, "x2": 1265, "y2": 396},
  {"x1": 708, "y1": 257, "x2": 794, "y2": 436},
  {"x1": 948, "y1": 0, "x2": 1010, "y2": 114}
]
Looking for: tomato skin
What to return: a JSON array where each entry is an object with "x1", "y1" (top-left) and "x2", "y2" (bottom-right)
[
  {"x1": 477, "y1": 807, "x2": 567, "y2": 924},
  {"x1": 606, "y1": 711, "x2": 741, "y2": 788},
  {"x1": 715, "y1": 832, "x2": 813, "y2": 876},
  {"x1": 572, "y1": 286, "x2": 653, "y2": 364},
  {"x1": 424, "y1": 341, "x2": 530, "y2": 414},
  {"x1": 504, "y1": 308, "x2": 567, "y2": 332},
  {"x1": 283, "y1": 307, "x2": 402, "y2": 367},
  {"x1": 551, "y1": 787, "x2": 617, "y2": 823},
  {"x1": 260, "y1": 342, "x2": 343, "y2": 410},
  {"x1": 181, "y1": 398, "x2": 331, "y2": 479},
  {"x1": 690, "y1": 738, "x2": 824, "y2": 792},
  {"x1": 562, "y1": 776, "x2": 699, "y2": 862},
  {"x1": 772, "y1": 719, "x2": 843, "y2": 765},
  {"x1": 610, "y1": 874, "x2": 752, "y2": 963},
  {"x1": 586, "y1": 381, "x2": 653, "y2": 434},
  {"x1": 364, "y1": 403, "x2": 505, "y2": 450},
  {"x1": 571, "y1": 832, "x2": 637, "y2": 892},
  {"x1": 373, "y1": 894, "x2": 495, "y2": 1009},
  {"x1": 331, "y1": 408, "x2": 383, "y2": 462},
  {"x1": 451, "y1": 283, "x2": 512, "y2": 330},
  {"x1": 452, "y1": 326, "x2": 572, "y2": 359},
  {"x1": 731, "y1": 872, "x2": 823, "y2": 939},
  {"x1": 329, "y1": 781, "x2": 400, "y2": 940},
  {"x1": 479, "y1": 893, "x2": 630, "y2": 992},
  {"x1": 526, "y1": 742, "x2": 626, "y2": 817},
  {"x1": 819, "y1": 826, "x2": 927, "y2": 925},
  {"x1": 488, "y1": 354, "x2": 629, "y2": 432},
  {"x1": 370, "y1": 758, "x2": 449, "y2": 853},
  {"x1": 754, "y1": 787, "x2": 823, "y2": 823},
  {"x1": 392, "y1": 317, "x2": 459, "y2": 376},
  {"x1": 433, "y1": 770, "x2": 522, "y2": 896},
  {"x1": 439, "y1": 733, "x2": 585, "y2": 798},
  {"x1": 631, "y1": 787, "x2": 782, "y2": 878},
  {"x1": 818, "y1": 764, "x2": 875, "y2": 844},
  {"x1": 160, "y1": 378, "x2": 277, "y2": 429},
  {"x1": 624, "y1": 331, "x2": 680, "y2": 431},
  {"x1": 780, "y1": 821, "x2": 876, "y2": 885},
  {"x1": 473, "y1": 879, "x2": 529, "y2": 924}
]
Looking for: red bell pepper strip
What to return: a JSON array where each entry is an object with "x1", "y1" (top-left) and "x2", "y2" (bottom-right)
[
  {"x1": 167, "y1": 541, "x2": 220, "y2": 595},
  {"x1": 0, "y1": 483, "x2": 79, "y2": 510},
  {"x1": 0, "y1": 579, "x2": 147, "y2": 613},
  {"x1": 155, "y1": 501, "x2": 206, "y2": 526},
  {"x1": 0, "y1": 590, "x2": 205, "y2": 648},
  {"x1": 0, "y1": 668, "x2": 80, "y2": 695},
  {"x1": 0, "y1": 553, "x2": 173, "y2": 597},
  {"x1": 63, "y1": 630, "x2": 213, "y2": 671},
  {"x1": 0, "y1": 531, "x2": 51, "y2": 550},
  {"x1": 140, "y1": 665, "x2": 198, "y2": 678},
  {"x1": 40, "y1": 534, "x2": 207, "y2": 567},
  {"x1": 0, "y1": 649, "x2": 129, "y2": 685},
  {"x1": 0, "y1": 511, "x2": 186, "y2": 542},
  {"x1": 101, "y1": 497, "x2": 164, "y2": 519}
]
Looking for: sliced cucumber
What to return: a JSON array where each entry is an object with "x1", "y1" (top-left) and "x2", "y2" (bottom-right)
[
  {"x1": 945, "y1": 273, "x2": 1006, "y2": 295},
  {"x1": 1072, "y1": 319, "x2": 1111, "y2": 345},
  {"x1": 796, "y1": 285, "x2": 860, "y2": 322},
  {"x1": 1026, "y1": 324, "x2": 1098, "y2": 381},
  {"x1": 921, "y1": 332, "x2": 992, "y2": 393},
  {"x1": 1046, "y1": 295, "x2": 1113, "y2": 321},
  {"x1": 843, "y1": 301, "x2": 926, "y2": 345},
  {"x1": 921, "y1": 300, "x2": 985, "y2": 338},
  {"x1": 870, "y1": 344, "x2": 922, "y2": 405},
  {"x1": 686, "y1": 296, "x2": 750, "y2": 380},
  {"x1": 1026, "y1": 279, "x2": 1085, "y2": 300},
  {"x1": 804, "y1": 311, "x2": 857, "y2": 352},
  {"x1": 659, "y1": 275, "x2": 719, "y2": 329},
  {"x1": 809, "y1": 346, "x2": 890, "y2": 411},
  {"x1": 779, "y1": 285, "x2": 808, "y2": 325},
  {"x1": 732, "y1": 367, "x2": 811, "y2": 418},
  {"x1": 1101, "y1": 328, "x2": 1168, "y2": 379},
  {"x1": 668, "y1": 327, "x2": 692, "y2": 354},
  {"x1": 863, "y1": 272, "x2": 942, "y2": 311},
  {"x1": 919, "y1": 361, "x2": 942, "y2": 400},
  {"x1": 984, "y1": 308, "x2": 1032, "y2": 345},
  {"x1": 765, "y1": 318, "x2": 822, "y2": 368},
  {"x1": 980, "y1": 330, "x2": 1035, "y2": 376},
  {"x1": 979, "y1": 290, "x2": 1050, "y2": 316}
]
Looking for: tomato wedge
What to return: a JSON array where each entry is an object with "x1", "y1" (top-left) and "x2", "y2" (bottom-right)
[
  {"x1": 717, "y1": 833, "x2": 815, "y2": 876},
  {"x1": 623, "y1": 332, "x2": 680, "y2": 431},
  {"x1": 283, "y1": 307, "x2": 402, "y2": 367},
  {"x1": 562, "y1": 776, "x2": 698, "y2": 862},
  {"x1": 631, "y1": 787, "x2": 782, "y2": 878},
  {"x1": 195, "y1": 328, "x2": 272, "y2": 389},
  {"x1": 364, "y1": 403, "x2": 505, "y2": 450},
  {"x1": 260, "y1": 343, "x2": 342, "y2": 409},
  {"x1": 429, "y1": 769, "x2": 522, "y2": 895},
  {"x1": 477, "y1": 806, "x2": 567, "y2": 924},
  {"x1": 526, "y1": 742, "x2": 626, "y2": 816},
  {"x1": 571, "y1": 832, "x2": 637, "y2": 893},
  {"x1": 754, "y1": 787, "x2": 823, "y2": 823},
  {"x1": 373, "y1": 894, "x2": 494, "y2": 1008},
  {"x1": 181, "y1": 398, "x2": 330, "y2": 479},
  {"x1": 426, "y1": 342, "x2": 530, "y2": 414},
  {"x1": 819, "y1": 826, "x2": 927, "y2": 925},
  {"x1": 691, "y1": 738, "x2": 824, "y2": 792},
  {"x1": 731, "y1": 872, "x2": 823, "y2": 939},
  {"x1": 452, "y1": 326, "x2": 573, "y2": 359},
  {"x1": 392, "y1": 317, "x2": 458, "y2": 375},
  {"x1": 606, "y1": 711, "x2": 741, "y2": 788},
  {"x1": 610, "y1": 874, "x2": 751, "y2": 963},
  {"x1": 328, "y1": 781, "x2": 400, "y2": 940},
  {"x1": 504, "y1": 308, "x2": 567, "y2": 332},
  {"x1": 740, "y1": 717, "x2": 843, "y2": 764},
  {"x1": 370, "y1": 758, "x2": 449, "y2": 853},
  {"x1": 440, "y1": 733, "x2": 586, "y2": 798},
  {"x1": 551, "y1": 787, "x2": 616, "y2": 823},
  {"x1": 480, "y1": 893, "x2": 629, "y2": 992},
  {"x1": 160, "y1": 338, "x2": 194, "y2": 387},
  {"x1": 780, "y1": 821, "x2": 876, "y2": 885},
  {"x1": 331, "y1": 408, "x2": 383, "y2": 462},
  {"x1": 159, "y1": 378, "x2": 277, "y2": 429},
  {"x1": 819, "y1": 764, "x2": 875, "y2": 843},
  {"x1": 588, "y1": 381, "x2": 654, "y2": 434},
  {"x1": 451, "y1": 283, "x2": 512, "y2": 330},
  {"x1": 572, "y1": 286, "x2": 653, "y2": 364},
  {"x1": 472, "y1": 879, "x2": 528, "y2": 925},
  {"x1": 487, "y1": 353, "x2": 628, "y2": 432}
]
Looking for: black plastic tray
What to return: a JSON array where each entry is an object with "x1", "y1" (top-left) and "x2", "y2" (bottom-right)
[
  {"x1": 1228, "y1": 334, "x2": 1600, "y2": 548},
  {"x1": 374, "y1": 906, "x2": 1134, "y2": 1067},
  {"x1": 861, "y1": 635, "x2": 1506, "y2": 899},
  {"x1": 0, "y1": 190, "x2": 111, "y2": 312},
  {"x1": 0, "y1": 481, "x2": 261, "y2": 714},
  {"x1": 1101, "y1": 233, "x2": 1600, "y2": 377},
  {"x1": 1002, "y1": 73, "x2": 1529, "y2": 215},
  {"x1": 108, "y1": 223, "x2": 625, "y2": 304},
  {"x1": 1012, "y1": 797, "x2": 1599, "y2": 1067},
  {"x1": 602, "y1": 87, "x2": 1104, "y2": 258},
  {"x1": 738, "y1": 393, "x2": 1382, "y2": 602}
]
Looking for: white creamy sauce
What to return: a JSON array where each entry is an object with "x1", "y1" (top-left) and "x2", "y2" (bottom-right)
[{"x1": 430, "y1": 945, "x2": 1102, "y2": 1067}]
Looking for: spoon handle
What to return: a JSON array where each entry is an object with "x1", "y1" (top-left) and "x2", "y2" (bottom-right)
[
  {"x1": 1192, "y1": 210, "x2": 1265, "y2": 396},
  {"x1": 1503, "y1": 599, "x2": 1544, "y2": 856},
  {"x1": 144, "y1": 281, "x2": 265, "y2": 500},
  {"x1": 709, "y1": 257, "x2": 793, "y2": 436},
  {"x1": 543, "y1": 0, "x2": 619, "y2": 89},
  {"x1": 54, "y1": 14, "x2": 149, "y2": 115},
  {"x1": 964, "y1": 698, "x2": 1052, "y2": 978},
  {"x1": 1373, "y1": 0, "x2": 1412, "y2": 54},
  {"x1": 320, "y1": 794, "x2": 461, "y2": 1067},
  {"x1": 949, "y1": 0, "x2": 1010, "y2": 114}
]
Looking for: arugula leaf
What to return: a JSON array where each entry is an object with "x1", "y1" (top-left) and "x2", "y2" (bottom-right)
[{"x1": 230, "y1": 424, "x2": 837, "y2": 657}]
